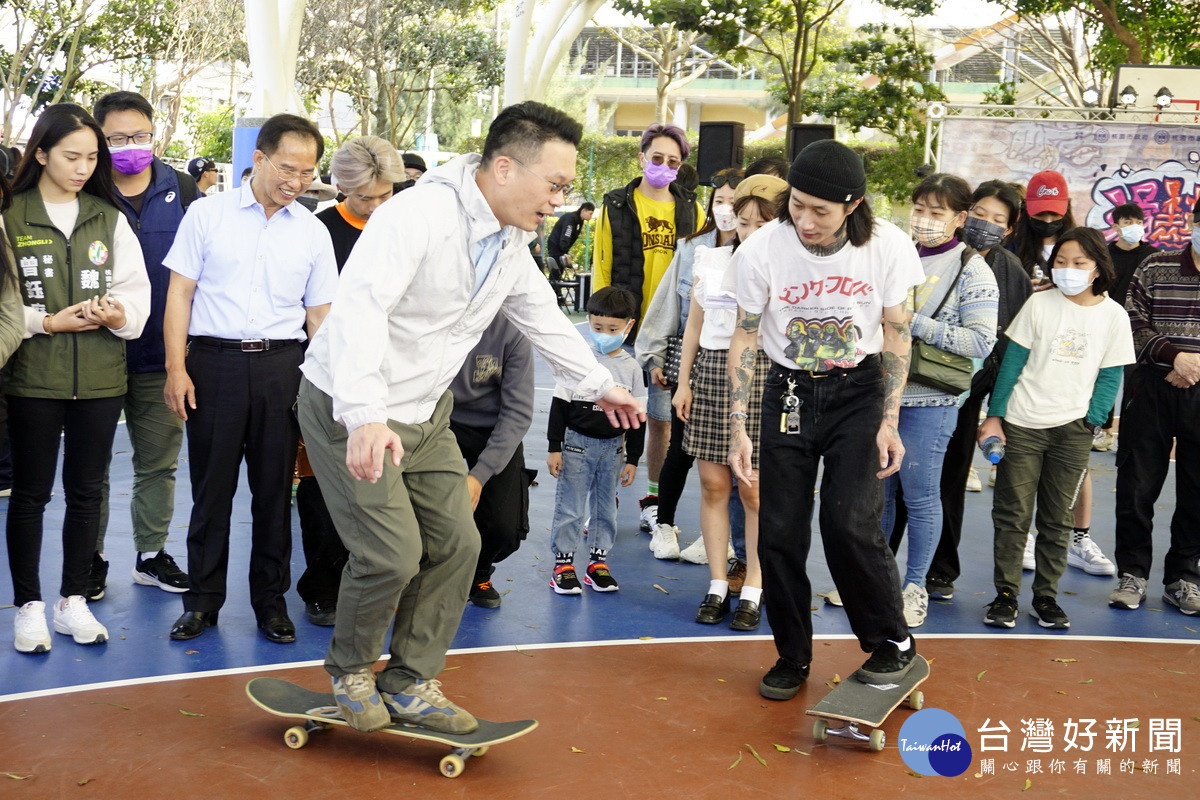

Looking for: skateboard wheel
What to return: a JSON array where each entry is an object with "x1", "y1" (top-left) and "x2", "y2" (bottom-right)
[
  {"x1": 869, "y1": 729, "x2": 885, "y2": 752},
  {"x1": 472, "y1": 746, "x2": 490, "y2": 757},
  {"x1": 907, "y1": 690, "x2": 924, "y2": 710},
  {"x1": 439, "y1": 754, "x2": 466, "y2": 778},
  {"x1": 284, "y1": 726, "x2": 309, "y2": 749},
  {"x1": 812, "y1": 719, "x2": 828, "y2": 743}
]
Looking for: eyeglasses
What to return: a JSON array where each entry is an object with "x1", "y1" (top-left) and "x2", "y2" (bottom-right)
[
  {"x1": 711, "y1": 173, "x2": 743, "y2": 189},
  {"x1": 647, "y1": 153, "x2": 682, "y2": 168},
  {"x1": 263, "y1": 154, "x2": 316, "y2": 183},
  {"x1": 105, "y1": 132, "x2": 153, "y2": 147},
  {"x1": 510, "y1": 156, "x2": 573, "y2": 197}
]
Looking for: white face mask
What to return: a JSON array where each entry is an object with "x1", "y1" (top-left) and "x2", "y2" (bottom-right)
[
  {"x1": 1118, "y1": 224, "x2": 1144, "y2": 245},
  {"x1": 1052, "y1": 267, "x2": 1094, "y2": 297},
  {"x1": 712, "y1": 203, "x2": 737, "y2": 232}
]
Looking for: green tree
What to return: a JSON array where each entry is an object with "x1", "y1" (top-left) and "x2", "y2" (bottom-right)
[
  {"x1": 612, "y1": 0, "x2": 848, "y2": 144},
  {"x1": 183, "y1": 100, "x2": 234, "y2": 162},
  {"x1": 1009, "y1": 0, "x2": 1200, "y2": 67}
]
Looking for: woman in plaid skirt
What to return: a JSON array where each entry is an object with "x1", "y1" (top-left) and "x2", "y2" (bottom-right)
[{"x1": 672, "y1": 175, "x2": 789, "y2": 631}]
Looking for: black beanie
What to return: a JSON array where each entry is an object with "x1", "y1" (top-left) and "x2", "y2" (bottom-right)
[
  {"x1": 788, "y1": 140, "x2": 866, "y2": 204},
  {"x1": 402, "y1": 153, "x2": 427, "y2": 173}
]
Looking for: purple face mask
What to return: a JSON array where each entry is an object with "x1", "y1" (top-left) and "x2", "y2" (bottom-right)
[
  {"x1": 110, "y1": 144, "x2": 154, "y2": 175},
  {"x1": 643, "y1": 160, "x2": 678, "y2": 189}
]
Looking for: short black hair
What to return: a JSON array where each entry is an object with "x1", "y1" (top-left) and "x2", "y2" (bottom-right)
[
  {"x1": 745, "y1": 154, "x2": 788, "y2": 179},
  {"x1": 93, "y1": 91, "x2": 154, "y2": 126},
  {"x1": 587, "y1": 285, "x2": 637, "y2": 321},
  {"x1": 256, "y1": 113, "x2": 324, "y2": 161},
  {"x1": 241, "y1": 167, "x2": 253, "y2": 180},
  {"x1": 1049, "y1": 227, "x2": 1116, "y2": 295},
  {"x1": 579, "y1": 201, "x2": 595, "y2": 213},
  {"x1": 776, "y1": 190, "x2": 876, "y2": 248},
  {"x1": 1111, "y1": 203, "x2": 1145, "y2": 225},
  {"x1": 481, "y1": 101, "x2": 582, "y2": 167},
  {"x1": 971, "y1": 179, "x2": 1022, "y2": 229}
]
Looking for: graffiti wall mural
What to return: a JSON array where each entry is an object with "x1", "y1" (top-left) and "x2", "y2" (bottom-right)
[{"x1": 940, "y1": 118, "x2": 1198, "y2": 251}]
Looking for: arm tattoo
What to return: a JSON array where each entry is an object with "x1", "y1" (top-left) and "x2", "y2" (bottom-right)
[
  {"x1": 880, "y1": 315, "x2": 912, "y2": 422},
  {"x1": 737, "y1": 308, "x2": 761, "y2": 334},
  {"x1": 728, "y1": 346, "x2": 757, "y2": 414}
]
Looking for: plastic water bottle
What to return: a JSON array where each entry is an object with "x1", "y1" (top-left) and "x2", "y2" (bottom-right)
[{"x1": 979, "y1": 436, "x2": 1005, "y2": 464}]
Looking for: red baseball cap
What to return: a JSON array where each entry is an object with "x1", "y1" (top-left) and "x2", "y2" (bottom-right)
[{"x1": 1025, "y1": 170, "x2": 1069, "y2": 216}]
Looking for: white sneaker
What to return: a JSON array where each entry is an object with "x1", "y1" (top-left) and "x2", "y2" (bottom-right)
[
  {"x1": 902, "y1": 582, "x2": 928, "y2": 628},
  {"x1": 678, "y1": 536, "x2": 708, "y2": 564},
  {"x1": 14, "y1": 601, "x2": 51, "y2": 653},
  {"x1": 965, "y1": 467, "x2": 982, "y2": 492},
  {"x1": 53, "y1": 595, "x2": 108, "y2": 645},
  {"x1": 987, "y1": 467, "x2": 997, "y2": 487},
  {"x1": 824, "y1": 588, "x2": 843, "y2": 607},
  {"x1": 1022, "y1": 531, "x2": 1036, "y2": 571},
  {"x1": 1067, "y1": 534, "x2": 1116, "y2": 576},
  {"x1": 1091, "y1": 430, "x2": 1117, "y2": 452},
  {"x1": 649, "y1": 523, "x2": 680, "y2": 560}
]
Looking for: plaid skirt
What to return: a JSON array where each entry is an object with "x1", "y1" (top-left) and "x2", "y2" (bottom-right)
[{"x1": 683, "y1": 347, "x2": 768, "y2": 468}]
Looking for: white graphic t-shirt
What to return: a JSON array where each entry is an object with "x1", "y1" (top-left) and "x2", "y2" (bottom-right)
[
  {"x1": 735, "y1": 218, "x2": 924, "y2": 370},
  {"x1": 1003, "y1": 289, "x2": 1136, "y2": 429}
]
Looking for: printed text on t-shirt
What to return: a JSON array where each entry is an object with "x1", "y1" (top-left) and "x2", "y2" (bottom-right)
[{"x1": 778, "y1": 276, "x2": 875, "y2": 304}]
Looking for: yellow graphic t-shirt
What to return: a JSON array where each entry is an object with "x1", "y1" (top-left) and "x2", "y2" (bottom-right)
[{"x1": 593, "y1": 188, "x2": 704, "y2": 322}]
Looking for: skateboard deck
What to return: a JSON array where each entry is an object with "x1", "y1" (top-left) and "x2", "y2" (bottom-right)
[
  {"x1": 246, "y1": 677, "x2": 537, "y2": 777},
  {"x1": 804, "y1": 655, "x2": 931, "y2": 751}
]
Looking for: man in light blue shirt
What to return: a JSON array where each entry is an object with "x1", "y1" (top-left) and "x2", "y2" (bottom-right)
[{"x1": 161, "y1": 113, "x2": 337, "y2": 645}]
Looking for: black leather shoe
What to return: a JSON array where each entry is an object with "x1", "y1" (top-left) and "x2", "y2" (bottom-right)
[
  {"x1": 259, "y1": 616, "x2": 296, "y2": 643},
  {"x1": 304, "y1": 600, "x2": 337, "y2": 626},
  {"x1": 729, "y1": 598, "x2": 761, "y2": 631},
  {"x1": 695, "y1": 593, "x2": 730, "y2": 624},
  {"x1": 170, "y1": 611, "x2": 218, "y2": 640}
]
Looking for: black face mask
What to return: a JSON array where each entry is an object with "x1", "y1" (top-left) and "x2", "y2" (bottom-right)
[{"x1": 1028, "y1": 217, "x2": 1064, "y2": 238}]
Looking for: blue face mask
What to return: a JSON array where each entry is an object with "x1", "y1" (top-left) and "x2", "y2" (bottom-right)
[{"x1": 590, "y1": 325, "x2": 629, "y2": 353}]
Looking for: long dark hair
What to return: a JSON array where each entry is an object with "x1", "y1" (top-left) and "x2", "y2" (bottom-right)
[
  {"x1": 1048, "y1": 227, "x2": 1115, "y2": 296},
  {"x1": 911, "y1": 173, "x2": 972, "y2": 241},
  {"x1": 687, "y1": 166, "x2": 743, "y2": 242},
  {"x1": 971, "y1": 180, "x2": 1022, "y2": 240},
  {"x1": 1010, "y1": 200, "x2": 1077, "y2": 277},
  {"x1": 11, "y1": 103, "x2": 120, "y2": 209},
  {"x1": 0, "y1": 170, "x2": 13, "y2": 293},
  {"x1": 775, "y1": 189, "x2": 876, "y2": 247}
]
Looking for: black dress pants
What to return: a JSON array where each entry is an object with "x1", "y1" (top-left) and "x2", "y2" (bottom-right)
[{"x1": 181, "y1": 340, "x2": 302, "y2": 620}]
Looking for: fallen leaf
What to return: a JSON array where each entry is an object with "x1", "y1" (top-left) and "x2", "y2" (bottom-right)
[
  {"x1": 974, "y1": 773, "x2": 983, "y2": 778},
  {"x1": 443, "y1": 665, "x2": 462, "y2": 671},
  {"x1": 4, "y1": 773, "x2": 32, "y2": 780},
  {"x1": 1079, "y1": 679, "x2": 1093, "y2": 684},
  {"x1": 1056, "y1": 690, "x2": 1067, "y2": 695},
  {"x1": 185, "y1": 650, "x2": 199, "y2": 655},
  {"x1": 652, "y1": 584, "x2": 669, "y2": 595},
  {"x1": 656, "y1": 697, "x2": 668, "y2": 701},
  {"x1": 179, "y1": 709, "x2": 206, "y2": 717},
  {"x1": 1051, "y1": 658, "x2": 1078, "y2": 663},
  {"x1": 1185, "y1": 627, "x2": 1197, "y2": 633},
  {"x1": 570, "y1": 747, "x2": 584, "y2": 753},
  {"x1": 77, "y1": 778, "x2": 92, "y2": 786},
  {"x1": 1062, "y1": 590, "x2": 1079, "y2": 595},
  {"x1": 515, "y1": 648, "x2": 533, "y2": 657},
  {"x1": 1160, "y1": 668, "x2": 1187, "y2": 675},
  {"x1": 728, "y1": 751, "x2": 742, "y2": 770},
  {"x1": 773, "y1": 744, "x2": 791, "y2": 752},
  {"x1": 91, "y1": 702, "x2": 129, "y2": 710},
  {"x1": 717, "y1": 678, "x2": 726, "y2": 682},
  {"x1": 832, "y1": 674, "x2": 842, "y2": 684},
  {"x1": 639, "y1": 636, "x2": 655, "y2": 640},
  {"x1": 976, "y1": 670, "x2": 987, "y2": 682},
  {"x1": 745, "y1": 743, "x2": 768, "y2": 767},
  {"x1": 1127, "y1": 721, "x2": 1140, "y2": 729},
  {"x1": 526, "y1": 625, "x2": 541, "y2": 629},
  {"x1": 905, "y1": 770, "x2": 923, "y2": 778},
  {"x1": 1023, "y1": 778, "x2": 1032, "y2": 791}
]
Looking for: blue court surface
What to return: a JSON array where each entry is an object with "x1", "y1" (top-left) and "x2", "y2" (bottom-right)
[{"x1": 0, "y1": 343, "x2": 1189, "y2": 699}]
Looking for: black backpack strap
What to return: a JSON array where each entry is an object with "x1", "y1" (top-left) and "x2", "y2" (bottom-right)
[{"x1": 175, "y1": 169, "x2": 199, "y2": 208}]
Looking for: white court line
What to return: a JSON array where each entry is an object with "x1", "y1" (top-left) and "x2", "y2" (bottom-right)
[{"x1": 1, "y1": 632, "x2": 1192, "y2": 704}]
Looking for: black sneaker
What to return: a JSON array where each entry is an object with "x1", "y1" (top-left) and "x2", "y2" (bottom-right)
[
  {"x1": 1030, "y1": 595, "x2": 1070, "y2": 629},
  {"x1": 759, "y1": 657, "x2": 810, "y2": 700},
  {"x1": 925, "y1": 573, "x2": 954, "y2": 600},
  {"x1": 855, "y1": 637, "x2": 918, "y2": 685},
  {"x1": 550, "y1": 564, "x2": 582, "y2": 595},
  {"x1": 469, "y1": 577, "x2": 502, "y2": 607},
  {"x1": 984, "y1": 588, "x2": 1019, "y2": 628},
  {"x1": 583, "y1": 562, "x2": 619, "y2": 592},
  {"x1": 132, "y1": 551, "x2": 189, "y2": 593},
  {"x1": 85, "y1": 552, "x2": 109, "y2": 601},
  {"x1": 305, "y1": 600, "x2": 337, "y2": 626}
]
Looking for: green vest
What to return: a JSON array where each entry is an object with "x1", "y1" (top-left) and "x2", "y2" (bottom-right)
[{"x1": 5, "y1": 189, "x2": 126, "y2": 399}]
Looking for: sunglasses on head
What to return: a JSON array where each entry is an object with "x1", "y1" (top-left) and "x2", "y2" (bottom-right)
[{"x1": 710, "y1": 174, "x2": 743, "y2": 189}]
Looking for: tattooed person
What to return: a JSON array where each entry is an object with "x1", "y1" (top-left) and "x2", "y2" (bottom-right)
[{"x1": 725, "y1": 141, "x2": 926, "y2": 700}]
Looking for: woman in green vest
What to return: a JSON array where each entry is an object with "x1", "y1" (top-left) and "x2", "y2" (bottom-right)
[{"x1": 5, "y1": 103, "x2": 150, "y2": 655}]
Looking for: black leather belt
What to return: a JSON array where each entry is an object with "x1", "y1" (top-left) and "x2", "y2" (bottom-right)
[
  {"x1": 772, "y1": 353, "x2": 880, "y2": 378},
  {"x1": 190, "y1": 336, "x2": 299, "y2": 352}
]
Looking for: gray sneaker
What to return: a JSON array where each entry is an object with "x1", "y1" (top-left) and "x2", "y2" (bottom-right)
[
  {"x1": 1163, "y1": 580, "x2": 1200, "y2": 616},
  {"x1": 382, "y1": 679, "x2": 478, "y2": 733},
  {"x1": 1108, "y1": 573, "x2": 1147, "y2": 610},
  {"x1": 331, "y1": 669, "x2": 390, "y2": 732}
]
